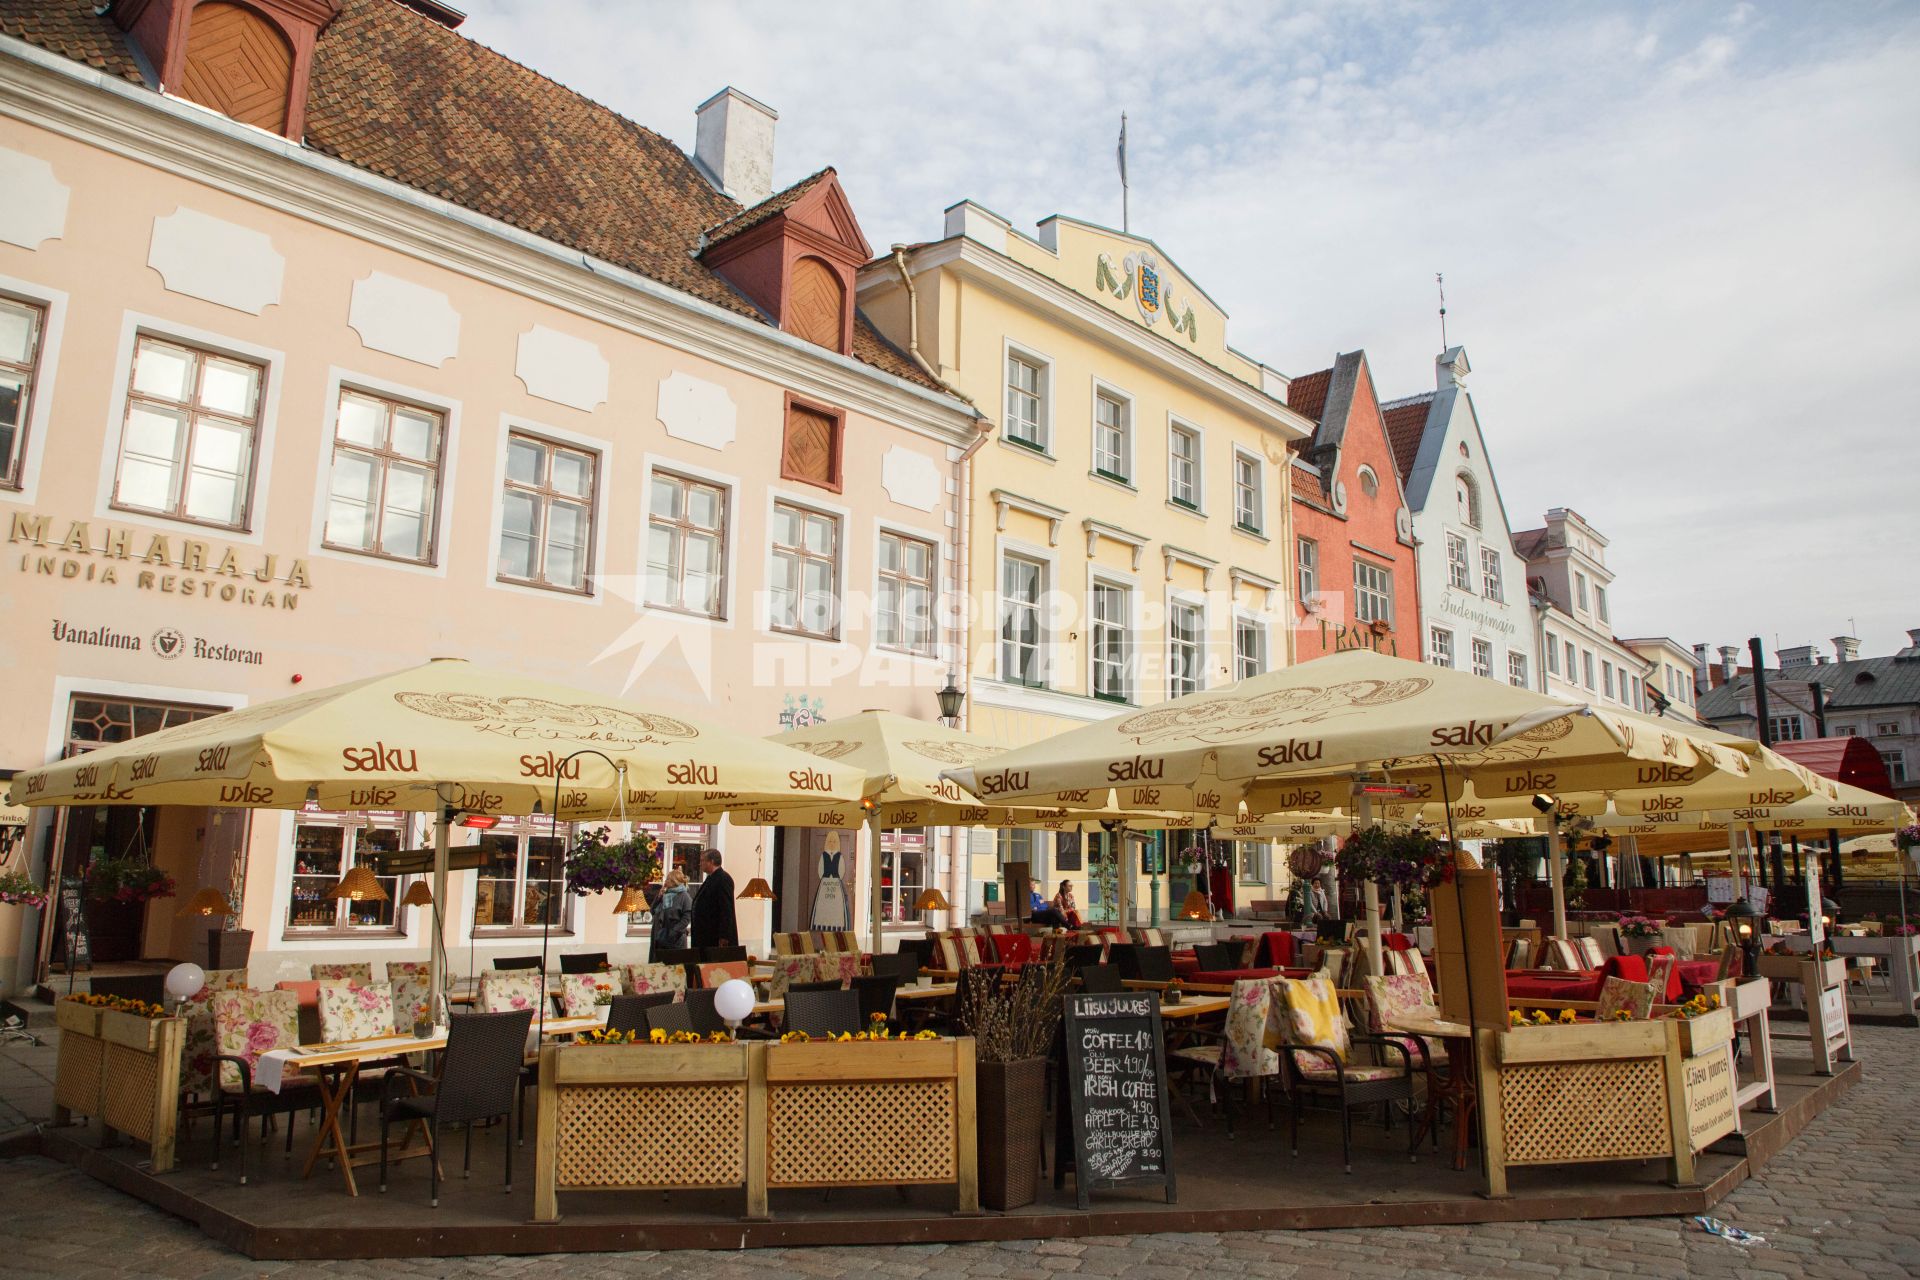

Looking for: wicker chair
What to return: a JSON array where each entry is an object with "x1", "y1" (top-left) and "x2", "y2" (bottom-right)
[
  {"x1": 606, "y1": 992, "x2": 674, "y2": 1037},
  {"x1": 852, "y1": 975, "x2": 899, "y2": 1029},
  {"x1": 1077, "y1": 964, "x2": 1123, "y2": 993},
  {"x1": 492, "y1": 955, "x2": 541, "y2": 971},
  {"x1": 895, "y1": 936, "x2": 935, "y2": 973},
  {"x1": 1275, "y1": 975, "x2": 1421, "y2": 1173},
  {"x1": 784, "y1": 988, "x2": 861, "y2": 1038},
  {"x1": 683, "y1": 988, "x2": 726, "y2": 1035},
  {"x1": 701, "y1": 945, "x2": 748, "y2": 963},
  {"x1": 1192, "y1": 942, "x2": 1240, "y2": 972},
  {"x1": 557, "y1": 952, "x2": 609, "y2": 974},
  {"x1": 644, "y1": 1002, "x2": 695, "y2": 1036},
  {"x1": 1166, "y1": 978, "x2": 1279, "y2": 1137},
  {"x1": 378, "y1": 1009, "x2": 533, "y2": 1206},
  {"x1": 867, "y1": 952, "x2": 917, "y2": 981}
]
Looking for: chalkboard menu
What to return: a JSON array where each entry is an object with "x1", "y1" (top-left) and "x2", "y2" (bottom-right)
[
  {"x1": 55, "y1": 876, "x2": 90, "y2": 970},
  {"x1": 1055, "y1": 991, "x2": 1175, "y2": 1209}
]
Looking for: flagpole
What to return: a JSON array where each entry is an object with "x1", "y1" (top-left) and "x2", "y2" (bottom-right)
[{"x1": 1118, "y1": 112, "x2": 1130, "y2": 234}]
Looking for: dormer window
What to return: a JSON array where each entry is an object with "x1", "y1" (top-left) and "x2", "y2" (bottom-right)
[
  {"x1": 114, "y1": 0, "x2": 344, "y2": 141},
  {"x1": 699, "y1": 168, "x2": 871, "y2": 358}
]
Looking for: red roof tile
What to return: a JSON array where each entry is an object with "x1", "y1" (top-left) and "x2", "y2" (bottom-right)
[
  {"x1": 704, "y1": 168, "x2": 834, "y2": 245},
  {"x1": 1511, "y1": 527, "x2": 1549, "y2": 560},
  {"x1": 1381, "y1": 396, "x2": 1431, "y2": 483},
  {"x1": 1287, "y1": 368, "x2": 1332, "y2": 424},
  {"x1": 0, "y1": 0, "x2": 143, "y2": 80}
]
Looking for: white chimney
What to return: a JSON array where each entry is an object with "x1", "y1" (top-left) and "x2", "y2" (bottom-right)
[
  {"x1": 1777, "y1": 644, "x2": 1816, "y2": 668},
  {"x1": 695, "y1": 87, "x2": 777, "y2": 208},
  {"x1": 1718, "y1": 645, "x2": 1739, "y2": 682},
  {"x1": 1692, "y1": 643, "x2": 1712, "y2": 695},
  {"x1": 1437, "y1": 346, "x2": 1470, "y2": 390},
  {"x1": 1832, "y1": 635, "x2": 1861, "y2": 662}
]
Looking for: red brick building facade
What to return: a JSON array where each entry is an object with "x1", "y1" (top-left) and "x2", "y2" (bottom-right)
[{"x1": 1287, "y1": 351, "x2": 1423, "y2": 662}]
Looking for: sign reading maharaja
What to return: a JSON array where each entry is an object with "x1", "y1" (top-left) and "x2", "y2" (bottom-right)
[
  {"x1": 1094, "y1": 250, "x2": 1199, "y2": 343},
  {"x1": 8, "y1": 512, "x2": 311, "y2": 609}
]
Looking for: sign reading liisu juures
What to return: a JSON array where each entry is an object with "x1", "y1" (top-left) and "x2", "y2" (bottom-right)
[{"x1": 8, "y1": 512, "x2": 312, "y2": 609}]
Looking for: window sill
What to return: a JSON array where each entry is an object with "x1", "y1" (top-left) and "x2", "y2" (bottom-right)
[
  {"x1": 875, "y1": 643, "x2": 941, "y2": 661},
  {"x1": 498, "y1": 574, "x2": 594, "y2": 598},
  {"x1": 645, "y1": 601, "x2": 728, "y2": 623},
  {"x1": 1166, "y1": 499, "x2": 1205, "y2": 520},
  {"x1": 768, "y1": 625, "x2": 843, "y2": 645},
  {"x1": 1090, "y1": 471, "x2": 1136, "y2": 493},
  {"x1": 321, "y1": 539, "x2": 436, "y2": 569},
  {"x1": 110, "y1": 500, "x2": 252, "y2": 537},
  {"x1": 1092, "y1": 692, "x2": 1135, "y2": 706},
  {"x1": 282, "y1": 929, "x2": 407, "y2": 940},
  {"x1": 473, "y1": 929, "x2": 577, "y2": 940},
  {"x1": 1232, "y1": 523, "x2": 1268, "y2": 541},
  {"x1": 1001, "y1": 436, "x2": 1054, "y2": 461}
]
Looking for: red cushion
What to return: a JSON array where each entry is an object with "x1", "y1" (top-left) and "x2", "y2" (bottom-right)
[
  {"x1": 1648, "y1": 945, "x2": 1676, "y2": 957},
  {"x1": 988, "y1": 933, "x2": 1034, "y2": 966},
  {"x1": 1261, "y1": 931, "x2": 1296, "y2": 968},
  {"x1": 275, "y1": 980, "x2": 324, "y2": 1008},
  {"x1": 1606, "y1": 954, "x2": 1650, "y2": 983},
  {"x1": 1505, "y1": 971, "x2": 1604, "y2": 1003},
  {"x1": 1384, "y1": 932, "x2": 1414, "y2": 952}
]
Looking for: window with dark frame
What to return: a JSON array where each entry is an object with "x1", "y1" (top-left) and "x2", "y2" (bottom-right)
[
  {"x1": 770, "y1": 500, "x2": 840, "y2": 639},
  {"x1": 287, "y1": 812, "x2": 409, "y2": 934},
  {"x1": 646, "y1": 471, "x2": 728, "y2": 617},
  {"x1": 0, "y1": 296, "x2": 46, "y2": 490},
  {"x1": 114, "y1": 334, "x2": 264, "y2": 530},
  {"x1": 877, "y1": 530, "x2": 936, "y2": 655},
  {"x1": 323, "y1": 387, "x2": 445, "y2": 563},
  {"x1": 472, "y1": 822, "x2": 571, "y2": 933},
  {"x1": 498, "y1": 431, "x2": 597, "y2": 593}
]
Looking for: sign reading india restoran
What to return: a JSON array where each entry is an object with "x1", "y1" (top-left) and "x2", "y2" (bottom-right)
[{"x1": 8, "y1": 512, "x2": 312, "y2": 609}]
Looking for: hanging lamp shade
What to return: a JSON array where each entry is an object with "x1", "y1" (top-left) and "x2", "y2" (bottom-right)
[
  {"x1": 329, "y1": 865, "x2": 389, "y2": 902},
  {"x1": 612, "y1": 885, "x2": 648, "y2": 915},
  {"x1": 912, "y1": 887, "x2": 951, "y2": 912},
  {"x1": 400, "y1": 881, "x2": 435, "y2": 908},
  {"x1": 176, "y1": 887, "x2": 233, "y2": 918},
  {"x1": 1178, "y1": 890, "x2": 1213, "y2": 921},
  {"x1": 736, "y1": 877, "x2": 775, "y2": 900}
]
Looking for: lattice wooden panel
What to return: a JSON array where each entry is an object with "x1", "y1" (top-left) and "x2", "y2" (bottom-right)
[
  {"x1": 55, "y1": 1033, "x2": 103, "y2": 1116},
  {"x1": 1499, "y1": 1058, "x2": 1672, "y2": 1165},
  {"x1": 100, "y1": 1043, "x2": 159, "y2": 1141},
  {"x1": 555, "y1": 1084, "x2": 746, "y2": 1188},
  {"x1": 767, "y1": 1081, "x2": 956, "y2": 1187}
]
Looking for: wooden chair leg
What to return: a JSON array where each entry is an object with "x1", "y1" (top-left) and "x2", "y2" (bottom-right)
[
  {"x1": 429, "y1": 1118, "x2": 440, "y2": 1208},
  {"x1": 464, "y1": 1124, "x2": 473, "y2": 1178},
  {"x1": 379, "y1": 1104, "x2": 391, "y2": 1194},
  {"x1": 1340, "y1": 1099, "x2": 1354, "y2": 1175},
  {"x1": 504, "y1": 1107, "x2": 514, "y2": 1194}
]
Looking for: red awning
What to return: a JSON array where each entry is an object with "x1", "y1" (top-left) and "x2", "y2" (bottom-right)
[{"x1": 1773, "y1": 737, "x2": 1896, "y2": 796}]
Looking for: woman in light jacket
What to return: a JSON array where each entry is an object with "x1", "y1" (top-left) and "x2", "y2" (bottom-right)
[{"x1": 650, "y1": 869, "x2": 693, "y2": 952}]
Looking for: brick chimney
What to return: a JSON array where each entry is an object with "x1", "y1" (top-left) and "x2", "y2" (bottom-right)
[
  {"x1": 1832, "y1": 635, "x2": 1861, "y2": 662},
  {"x1": 695, "y1": 88, "x2": 777, "y2": 207},
  {"x1": 113, "y1": 0, "x2": 341, "y2": 140}
]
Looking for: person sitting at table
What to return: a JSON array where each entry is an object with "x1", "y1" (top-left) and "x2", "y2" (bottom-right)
[
  {"x1": 651, "y1": 870, "x2": 692, "y2": 952},
  {"x1": 1029, "y1": 884, "x2": 1069, "y2": 928},
  {"x1": 1052, "y1": 880, "x2": 1083, "y2": 928},
  {"x1": 690, "y1": 849, "x2": 739, "y2": 949}
]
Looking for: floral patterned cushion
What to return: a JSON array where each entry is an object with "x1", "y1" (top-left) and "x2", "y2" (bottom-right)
[
  {"x1": 1364, "y1": 973, "x2": 1435, "y2": 1032},
  {"x1": 311, "y1": 962, "x2": 373, "y2": 986},
  {"x1": 1296, "y1": 1061, "x2": 1405, "y2": 1083},
  {"x1": 769, "y1": 955, "x2": 823, "y2": 1000},
  {"x1": 1596, "y1": 976, "x2": 1655, "y2": 1022},
  {"x1": 1220, "y1": 979, "x2": 1278, "y2": 1078},
  {"x1": 478, "y1": 971, "x2": 546, "y2": 1014},
  {"x1": 319, "y1": 981, "x2": 396, "y2": 1042},
  {"x1": 1274, "y1": 975, "x2": 1350, "y2": 1064},
  {"x1": 1645, "y1": 953, "x2": 1680, "y2": 1003},
  {"x1": 698, "y1": 960, "x2": 751, "y2": 989},
  {"x1": 211, "y1": 988, "x2": 301, "y2": 1092},
  {"x1": 816, "y1": 952, "x2": 862, "y2": 989},
  {"x1": 178, "y1": 968, "x2": 250, "y2": 1098},
  {"x1": 386, "y1": 961, "x2": 435, "y2": 1032},
  {"x1": 622, "y1": 963, "x2": 687, "y2": 998},
  {"x1": 560, "y1": 972, "x2": 619, "y2": 1016}
]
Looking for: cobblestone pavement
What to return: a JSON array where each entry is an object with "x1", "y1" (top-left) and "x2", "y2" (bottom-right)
[{"x1": 2, "y1": 1025, "x2": 1914, "y2": 1278}]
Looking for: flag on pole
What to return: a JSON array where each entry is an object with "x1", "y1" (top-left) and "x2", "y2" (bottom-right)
[{"x1": 1117, "y1": 112, "x2": 1129, "y2": 187}]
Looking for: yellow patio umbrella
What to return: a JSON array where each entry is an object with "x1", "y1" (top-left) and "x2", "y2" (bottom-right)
[
  {"x1": 6, "y1": 658, "x2": 865, "y2": 1018},
  {"x1": 1841, "y1": 832, "x2": 1898, "y2": 856}
]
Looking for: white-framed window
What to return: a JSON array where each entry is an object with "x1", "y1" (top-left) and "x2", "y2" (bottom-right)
[
  {"x1": 1296, "y1": 536, "x2": 1318, "y2": 601},
  {"x1": 1236, "y1": 841, "x2": 1271, "y2": 885},
  {"x1": 1768, "y1": 715, "x2": 1805, "y2": 742},
  {"x1": 1233, "y1": 613, "x2": 1266, "y2": 681},
  {"x1": 1357, "y1": 464, "x2": 1380, "y2": 498},
  {"x1": 1667, "y1": 668, "x2": 1679, "y2": 698},
  {"x1": 1595, "y1": 585, "x2": 1610, "y2": 622},
  {"x1": 1575, "y1": 572, "x2": 1590, "y2": 612},
  {"x1": 622, "y1": 824, "x2": 713, "y2": 936},
  {"x1": 1581, "y1": 649, "x2": 1595, "y2": 690},
  {"x1": 1000, "y1": 554, "x2": 1045, "y2": 687},
  {"x1": 1882, "y1": 750, "x2": 1908, "y2": 784},
  {"x1": 1353, "y1": 559, "x2": 1393, "y2": 624},
  {"x1": 1091, "y1": 579, "x2": 1132, "y2": 702},
  {"x1": 1456, "y1": 473, "x2": 1480, "y2": 528},
  {"x1": 1004, "y1": 348, "x2": 1049, "y2": 451},
  {"x1": 876, "y1": 530, "x2": 936, "y2": 655},
  {"x1": 1232, "y1": 449, "x2": 1263, "y2": 533},
  {"x1": 115, "y1": 333, "x2": 264, "y2": 530},
  {"x1": 646, "y1": 470, "x2": 728, "y2": 617},
  {"x1": 498, "y1": 431, "x2": 597, "y2": 593},
  {"x1": 1167, "y1": 421, "x2": 1200, "y2": 510},
  {"x1": 1428, "y1": 627, "x2": 1454, "y2": 668},
  {"x1": 1566, "y1": 641, "x2": 1578, "y2": 680},
  {"x1": 472, "y1": 820, "x2": 571, "y2": 934},
  {"x1": 1876, "y1": 720, "x2": 1902, "y2": 737},
  {"x1": 1093, "y1": 388, "x2": 1131, "y2": 483},
  {"x1": 1168, "y1": 599, "x2": 1203, "y2": 697},
  {"x1": 324, "y1": 386, "x2": 445, "y2": 563},
  {"x1": 1481, "y1": 547, "x2": 1503, "y2": 602},
  {"x1": 1836, "y1": 724, "x2": 1857, "y2": 737},
  {"x1": 1472, "y1": 637, "x2": 1494, "y2": 679},
  {"x1": 0, "y1": 294, "x2": 47, "y2": 490},
  {"x1": 997, "y1": 829, "x2": 1048, "y2": 884},
  {"x1": 1446, "y1": 533, "x2": 1472, "y2": 591},
  {"x1": 287, "y1": 812, "x2": 408, "y2": 934},
  {"x1": 1509, "y1": 652, "x2": 1529, "y2": 687},
  {"x1": 1603, "y1": 661, "x2": 1614, "y2": 698},
  {"x1": 1546, "y1": 633, "x2": 1560, "y2": 675},
  {"x1": 770, "y1": 500, "x2": 841, "y2": 639}
]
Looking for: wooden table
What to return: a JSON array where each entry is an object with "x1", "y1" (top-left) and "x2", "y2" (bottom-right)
[
  {"x1": 262, "y1": 1015, "x2": 605, "y2": 1196},
  {"x1": 1385, "y1": 1012, "x2": 1476, "y2": 1170},
  {"x1": 749, "y1": 984, "x2": 959, "y2": 1019}
]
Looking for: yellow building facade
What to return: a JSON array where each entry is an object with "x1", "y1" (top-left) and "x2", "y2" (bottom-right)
[{"x1": 858, "y1": 204, "x2": 1315, "y2": 924}]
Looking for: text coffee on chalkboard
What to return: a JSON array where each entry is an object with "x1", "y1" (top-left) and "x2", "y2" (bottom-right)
[{"x1": 1056, "y1": 991, "x2": 1175, "y2": 1208}]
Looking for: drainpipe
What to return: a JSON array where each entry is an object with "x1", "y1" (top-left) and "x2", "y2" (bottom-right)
[{"x1": 892, "y1": 244, "x2": 990, "y2": 931}]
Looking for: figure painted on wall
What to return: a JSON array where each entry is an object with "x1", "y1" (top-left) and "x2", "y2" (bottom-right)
[{"x1": 810, "y1": 835, "x2": 850, "y2": 932}]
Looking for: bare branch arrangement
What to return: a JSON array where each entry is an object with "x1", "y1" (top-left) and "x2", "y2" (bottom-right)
[{"x1": 960, "y1": 949, "x2": 1076, "y2": 1063}]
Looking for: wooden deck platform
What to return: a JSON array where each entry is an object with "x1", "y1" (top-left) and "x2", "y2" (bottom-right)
[{"x1": 28, "y1": 1053, "x2": 1857, "y2": 1259}]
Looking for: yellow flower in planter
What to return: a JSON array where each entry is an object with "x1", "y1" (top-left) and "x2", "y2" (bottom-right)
[
  {"x1": 1558, "y1": 1008, "x2": 1578, "y2": 1024},
  {"x1": 1529, "y1": 1009, "x2": 1551, "y2": 1026},
  {"x1": 913, "y1": 1029, "x2": 939, "y2": 1041},
  {"x1": 649, "y1": 1027, "x2": 667, "y2": 1044},
  {"x1": 779, "y1": 1030, "x2": 811, "y2": 1044}
]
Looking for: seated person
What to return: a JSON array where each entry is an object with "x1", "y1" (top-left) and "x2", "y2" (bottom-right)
[
  {"x1": 1029, "y1": 884, "x2": 1070, "y2": 928},
  {"x1": 1052, "y1": 880, "x2": 1083, "y2": 929}
]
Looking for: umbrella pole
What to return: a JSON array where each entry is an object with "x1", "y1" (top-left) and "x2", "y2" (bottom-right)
[
  {"x1": 868, "y1": 811, "x2": 885, "y2": 958},
  {"x1": 1546, "y1": 824, "x2": 1568, "y2": 939},
  {"x1": 430, "y1": 794, "x2": 451, "y2": 1026},
  {"x1": 1354, "y1": 786, "x2": 1383, "y2": 978},
  {"x1": 1115, "y1": 822, "x2": 1132, "y2": 929}
]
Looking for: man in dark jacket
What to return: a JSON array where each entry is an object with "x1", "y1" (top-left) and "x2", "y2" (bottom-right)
[{"x1": 689, "y1": 849, "x2": 738, "y2": 949}]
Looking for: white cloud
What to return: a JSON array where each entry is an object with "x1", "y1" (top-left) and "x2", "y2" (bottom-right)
[{"x1": 458, "y1": 1, "x2": 1920, "y2": 656}]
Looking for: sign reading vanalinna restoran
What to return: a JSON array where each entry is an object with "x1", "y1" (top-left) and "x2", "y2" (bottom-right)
[{"x1": 8, "y1": 513, "x2": 311, "y2": 609}]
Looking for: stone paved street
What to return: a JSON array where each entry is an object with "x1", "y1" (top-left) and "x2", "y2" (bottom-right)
[{"x1": 1, "y1": 1025, "x2": 1914, "y2": 1279}]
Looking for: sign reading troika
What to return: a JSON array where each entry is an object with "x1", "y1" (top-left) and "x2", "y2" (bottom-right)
[
  {"x1": 8, "y1": 512, "x2": 312, "y2": 610},
  {"x1": 1056, "y1": 991, "x2": 1175, "y2": 1209}
]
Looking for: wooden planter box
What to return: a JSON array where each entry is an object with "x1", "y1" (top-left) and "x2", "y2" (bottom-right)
[
  {"x1": 51, "y1": 1003, "x2": 184, "y2": 1174},
  {"x1": 1756, "y1": 954, "x2": 1845, "y2": 987},
  {"x1": 1674, "y1": 1007, "x2": 1734, "y2": 1059},
  {"x1": 533, "y1": 1038, "x2": 979, "y2": 1222}
]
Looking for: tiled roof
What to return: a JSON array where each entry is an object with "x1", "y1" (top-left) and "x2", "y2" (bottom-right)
[
  {"x1": 1287, "y1": 367, "x2": 1332, "y2": 424},
  {"x1": 3, "y1": 0, "x2": 940, "y2": 391},
  {"x1": 1380, "y1": 394, "x2": 1433, "y2": 483},
  {"x1": 1698, "y1": 653, "x2": 1920, "y2": 721},
  {"x1": 0, "y1": 0, "x2": 143, "y2": 80},
  {"x1": 1511, "y1": 527, "x2": 1549, "y2": 560},
  {"x1": 704, "y1": 167, "x2": 834, "y2": 245}
]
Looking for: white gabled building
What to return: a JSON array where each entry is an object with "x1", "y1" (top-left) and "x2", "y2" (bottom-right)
[
  {"x1": 1515, "y1": 508, "x2": 1652, "y2": 711},
  {"x1": 1382, "y1": 348, "x2": 1539, "y2": 689}
]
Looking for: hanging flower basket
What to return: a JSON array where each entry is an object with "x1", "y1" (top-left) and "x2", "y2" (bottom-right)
[
  {"x1": 562, "y1": 826, "x2": 660, "y2": 896},
  {"x1": 1335, "y1": 826, "x2": 1453, "y2": 892},
  {"x1": 82, "y1": 857, "x2": 175, "y2": 905},
  {"x1": 0, "y1": 871, "x2": 49, "y2": 910}
]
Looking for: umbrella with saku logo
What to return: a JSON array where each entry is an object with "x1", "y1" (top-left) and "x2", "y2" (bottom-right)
[{"x1": 6, "y1": 658, "x2": 865, "y2": 1018}]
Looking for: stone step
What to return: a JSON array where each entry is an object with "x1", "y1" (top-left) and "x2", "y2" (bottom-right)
[{"x1": 2, "y1": 996, "x2": 56, "y2": 1030}]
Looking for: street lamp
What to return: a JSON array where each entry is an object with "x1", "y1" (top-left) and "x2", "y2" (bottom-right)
[{"x1": 936, "y1": 672, "x2": 964, "y2": 725}]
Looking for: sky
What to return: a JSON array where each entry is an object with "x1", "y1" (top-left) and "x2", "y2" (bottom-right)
[{"x1": 460, "y1": 0, "x2": 1920, "y2": 661}]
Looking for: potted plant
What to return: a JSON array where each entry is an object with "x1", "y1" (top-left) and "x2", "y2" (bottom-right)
[
  {"x1": 561, "y1": 826, "x2": 661, "y2": 896},
  {"x1": 1616, "y1": 914, "x2": 1664, "y2": 955},
  {"x1": 961, "y1": 952, "x2": 1074, "y2": 1210},
  {"x1": 82, "y1": 856, "x2": 175, "y2": 963}
]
